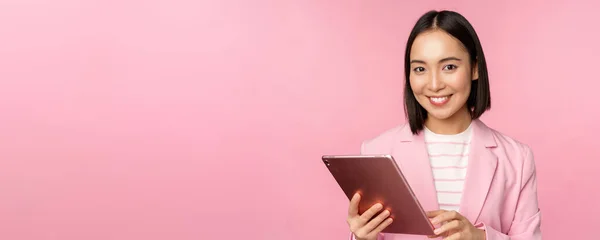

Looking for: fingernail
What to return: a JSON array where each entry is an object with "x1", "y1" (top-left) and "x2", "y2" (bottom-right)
[
  {"x1": 431, "y1": 218, "x2": 438, "y2": 224},
  {"x1": 434, "y1": 228, "x2": 442, "y2": 235}
]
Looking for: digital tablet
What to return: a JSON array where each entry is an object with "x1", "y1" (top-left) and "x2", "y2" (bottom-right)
[{"x1": 322, "y1": 154, "x2": 435, "y2": 235}]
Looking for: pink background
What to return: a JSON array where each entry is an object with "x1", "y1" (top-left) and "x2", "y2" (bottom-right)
[{"x1": 0, "y1": 0, "x2": 598, "y2": 239}]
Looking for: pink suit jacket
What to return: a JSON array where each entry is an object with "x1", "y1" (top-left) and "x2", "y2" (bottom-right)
[{"x1": 358, "y1": 119, "x2": 541, "y2": 240}]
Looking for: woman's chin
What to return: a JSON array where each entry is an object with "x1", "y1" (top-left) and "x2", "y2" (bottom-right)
[
  {"x1": 427, "y1": 112, "x2": 454, "y2": 121},
  {"x1": 425, "y1": 107, "x2": 461, "y2": 121},
  {"x1": 426, "y1": 106, "x2": 471, "y2": 123}
]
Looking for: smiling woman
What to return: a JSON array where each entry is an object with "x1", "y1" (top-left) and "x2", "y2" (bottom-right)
[
  {"x1": 409, "y1": 29, "x2": 477, "y2": 123},
  {"x1": 345, "y1": 10, "x2": 541, "y2": 240},
  {"x1": 404, "y1": 11, "x2": 490, "y2": 136}
]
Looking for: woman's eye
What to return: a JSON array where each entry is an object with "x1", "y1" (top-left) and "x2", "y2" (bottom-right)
[
  {"x1": 413, "y1": 67, "x2": 425, "y2": 72},
  {"x1": 443, "y1": 64, "x2": 457, "y2": 70}
]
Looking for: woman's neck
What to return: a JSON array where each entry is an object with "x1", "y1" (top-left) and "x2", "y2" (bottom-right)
[{"x1": 424, "y1": 107, "x2": 472, "y2": 135}]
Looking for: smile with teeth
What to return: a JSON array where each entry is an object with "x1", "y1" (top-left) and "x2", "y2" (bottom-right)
[
  {"x1": 428, "y1": 95, "x2": 451, "y2": 106},
  {"x1": 430, "y1": 96, "x2": 448, "y2": 102}
]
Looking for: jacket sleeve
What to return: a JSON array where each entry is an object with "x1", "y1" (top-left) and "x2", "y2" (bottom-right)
[
  {"x1": 348, "y1": 233, "x2": 385, "y2": 240},
  {"x1": 479, "y1": 145, "x2": 542, "y2": 240}
]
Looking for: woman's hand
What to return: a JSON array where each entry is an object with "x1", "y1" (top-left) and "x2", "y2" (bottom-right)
[
  {"x1": 347, "y1": 193, "x2": 394, "y2": 240},
  {"x1": 427, "y1": 210, "x2": 486, "y2": 240}
]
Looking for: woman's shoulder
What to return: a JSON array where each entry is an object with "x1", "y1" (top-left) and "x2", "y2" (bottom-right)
[
  {"x1": 360, "y1": 123, "x2": 410, "y2": 154},
  {"x1": 482, "y1": 123, "x2": 536, "y2": 170},
  {"x1": 484, "y1": 123, "x2": 538, "y2": 187},
  {"x1": 485, "y1": 124, "x2": 533, "y2": 156}
]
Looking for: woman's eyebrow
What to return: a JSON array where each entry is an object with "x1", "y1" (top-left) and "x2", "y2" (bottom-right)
[{"x1": 410, "y1": 56, "x2": 462, "y2": 64}]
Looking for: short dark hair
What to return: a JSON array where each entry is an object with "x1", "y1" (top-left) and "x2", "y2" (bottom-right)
[{"x1": 403, "y1": 10, "x2": 491, "y2": 135}]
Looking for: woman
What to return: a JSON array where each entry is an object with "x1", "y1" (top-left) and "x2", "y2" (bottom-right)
[{"x1": 346, "y1": 10, "x2": 541, "y2": 240}]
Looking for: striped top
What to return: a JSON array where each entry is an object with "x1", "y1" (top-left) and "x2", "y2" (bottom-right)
[{"x1": 423, "y1": 124, "x2": 472, "y2": 212}]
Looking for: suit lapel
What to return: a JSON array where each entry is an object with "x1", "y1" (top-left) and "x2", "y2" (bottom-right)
[
  {"x1": 391, "y1": 120, "x2": 498, "y2": 224},
  {"x1": 459, "y1": 120, "x2": 498, "y2": 224},
  {"x1": 391, "y1": 125, "x2": 439, "y2": 211}
]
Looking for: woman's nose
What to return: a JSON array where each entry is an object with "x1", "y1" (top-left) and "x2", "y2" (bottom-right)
[{"x1": 428, "y1": 72, "x2": 445, "y2": 91}]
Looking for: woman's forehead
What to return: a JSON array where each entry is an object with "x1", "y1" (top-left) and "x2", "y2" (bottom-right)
[{"x1": 410, "y1": 30, "x2": 468, "y2": 61}]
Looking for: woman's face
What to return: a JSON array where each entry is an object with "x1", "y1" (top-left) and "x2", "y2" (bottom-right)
[{"x1": 409, "y1": 29, "x2": 478, "y2": 121}]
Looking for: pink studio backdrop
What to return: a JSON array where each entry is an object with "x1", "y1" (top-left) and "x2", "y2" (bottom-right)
[{"x1": 0, "y1": 0, "x2": 598, "y2": 239}]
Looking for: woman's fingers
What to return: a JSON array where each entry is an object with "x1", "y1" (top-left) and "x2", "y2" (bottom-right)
[
  {"x1": 347, "y1": 194, "x2": 394, "y2": 240},
  {"x1": 348, "y1": 193, "x2": 361, "y2": 217},
  {"x1": 431, "y1": 210, "x2": 462, "y2": 225},
  {"x1": 433, "y1": 219, "x2": 462, "y2": 236},
  {"x1": 363, "y1": 210, "x2": 391, "y2": 232},
  {"x1": 370, "y1": 217, "x2": 394, "y2": 235},
  {"x1": 358, "y1": 203, "x2": 384, "y2": 223},
  {"x1": 426, "y1": 210, "x2": 447, "y2": 218},
  {"x1": 354, "y1": 216, "x2": 393, "y2": 240}
]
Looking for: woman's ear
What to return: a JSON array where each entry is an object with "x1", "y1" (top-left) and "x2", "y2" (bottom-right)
[{"x1": 472, "y1": 61, "x2": 479, "y2": 81}]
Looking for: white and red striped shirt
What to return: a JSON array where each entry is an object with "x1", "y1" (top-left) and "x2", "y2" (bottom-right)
[{"x1": 424, "y1": 123, "x2": 472, "y2": 212}]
